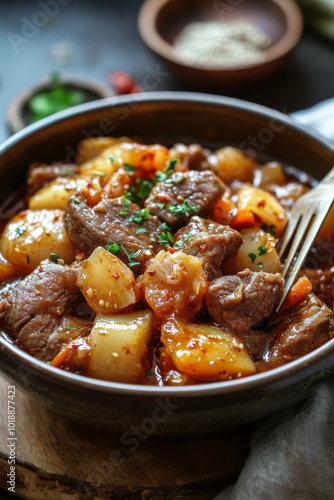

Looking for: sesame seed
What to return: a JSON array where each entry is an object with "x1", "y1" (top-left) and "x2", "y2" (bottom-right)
[
  {"x1": 239, "y1": 343, "x2": 244, "y2": 349},
  {"x1": 112, "y1": 352, "x2": 119, "y2": 358},
  {"x1": 86, "y1": 287, "x2": 94, "y2": 298},
  {"x1": 237, "y1": 372, "x2": 242, "y2": 378},
  {"x1": 99, "y1": 299, "x2": 105, "y2": 307}
]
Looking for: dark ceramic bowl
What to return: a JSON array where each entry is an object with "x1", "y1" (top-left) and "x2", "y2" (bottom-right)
[
  {"x1": 1, "y1": 92, "x2": 334, "y2": 436},
  {"x1": 138, "y1": 0, "x2": 303, "y2": 89}
]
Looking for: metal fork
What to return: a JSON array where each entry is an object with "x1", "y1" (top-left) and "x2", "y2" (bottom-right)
[{"x1": 276, "y1": 166, "x2": 334, "y2": 311}]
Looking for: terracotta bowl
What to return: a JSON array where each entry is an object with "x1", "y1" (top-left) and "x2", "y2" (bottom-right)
[
  {"x1": 0, "y1": 92, "x2": 334, "y2": 436},
  {"x1": 138, "y1": 0, "x2": 303, "y2": 89}
]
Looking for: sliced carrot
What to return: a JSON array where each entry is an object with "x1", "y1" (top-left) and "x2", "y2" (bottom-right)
[
  {"x1": 212, "y1": 197, "x2": 236, "y2": 225},
  {"x1": 281, "y1": 276, "x2": 313, "y2": 312},
  {"x1": 230, "y1": 209, "x2": 256, "y2": 230}
]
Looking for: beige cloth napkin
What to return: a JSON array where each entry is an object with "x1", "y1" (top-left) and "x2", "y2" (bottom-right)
[{"x1": 216, "y1": 101, "x2": 334, "y2": 499}]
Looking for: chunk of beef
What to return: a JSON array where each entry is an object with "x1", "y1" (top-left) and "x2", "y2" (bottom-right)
[
  {"x1": 174, "y1": 216, "x2": 242, "y2": 280},
  {"x1": 0, "y1": 260, "x2": 92, "y2": 361},
  {"x1": 169, "y1": 143, "x2": 212, "y2": 171},
  {"x1": 64, "y1": 193, "x2": 163, "y2": 273},
  {"x1": 205, "y1": 269, "x2": 284, "y2": 336},
  {"x1": 145, "y1": 170, "x2": 225, "y2": 228},
  {"x1": 27, "y1": 162, "x2": 79, "y2": 196},
  {"x1": 262, "y1": 293, "x2": 334, "y2": 369}
]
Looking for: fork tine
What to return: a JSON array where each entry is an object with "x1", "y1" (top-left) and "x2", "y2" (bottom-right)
[
  {"x1": 278, "y1": 211, "x2": 301, "y2": 259},
  {"x1": 277, "y1": 196, "x2": 334, "y2": 311},
  {"x1": 278, "y1": 214, "x2": 329, "y2": 309},
  {"x1": 280, "y1": 211, "x2": 315, "y2": 278}
]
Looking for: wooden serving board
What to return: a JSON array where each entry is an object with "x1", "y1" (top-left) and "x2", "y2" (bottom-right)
[{"x1": 0, "y1": 376, "x2": 251, "y2": 499}]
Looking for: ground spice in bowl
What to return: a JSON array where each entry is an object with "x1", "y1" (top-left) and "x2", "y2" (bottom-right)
[{"x1": 174, "y1": 20, "x2": 272, "y2": 68}]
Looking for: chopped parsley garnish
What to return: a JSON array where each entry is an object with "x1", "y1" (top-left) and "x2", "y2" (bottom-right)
[
  {"x1": 146, "y1": 370, "x2": 153, "y2": 377},
  {"x1": 126, "y1": 178, "x2": 154, "y2": 203},
  {"x1": 71, "y1": 196, "x2": 81, "y2": 204},
  {"x1": 129, "y1": 208, "x2": 150, "y2": 224},
  {"x1": 119, "y1": 197, "x2": 131, "y2": 216},
  {"x1": 258, "y1": 245, "x2": 267, "y2": 256},
  {"x1": 154, "y1": 158, "x2": 178, "y2": 183},
  {"x1": 124, "y1": 163, "x2": 136, "y2": 174},
  {"x1": 45, "y1": 361, "x2": 51, "y2": 365},
  {"x1": 92, "y1": 170, "x2": 106, "y2": 177},
  {"x1": 257, "y1": 262, "x2": 264, "y2": 268},
  {"x1": 166, "y1": 158, "x2": 178, "y2": 173},
  {"x1": 65, "y1": 326, "x2": 81, "y2": 331},
  {"x1": 49, "y1": 253, "x2": 60, "y2": 263},
  {"x1": 109, "y1": 156, "x2": 116, "y2": 163},
  {"x1": 154, "y1": 171, "x2": 168, "y2": 182},
  {"x1": 135, "y1": 227, "x2": 147, "y2": 234},
  {"x1": 106, "y1": 241, "x2": 121, "y2": 254},
  {"x1": 106, "y1": 240, "x2": 140, "y2": 267},
  {"x1": 261, "y1": 223, "x2": 276, "y2": 236},
  {"x1": 122, "y1": 246, "x2": 140, "y2": 267},
  {"x1": 63, "y1": 168, "x2": 75, "y2": 176},
  {"x1": 248, "y1": 253, "x2": 257, "y2": 264},
  {"x1": 185, "y1": 233, "x2": 192, "y2": 242},
  {"x1": 161, "y1": 222, "x2": 172, "y2": 232},
  {"x1": 168, "y1": 200, "x2": 198, "y2": 217},
  {"x1": 14, "y1": 227, "x2": 25, "y2": 236},
  {"x1": 173, "y1": 240, "x2": 184, "y2": 250},
  {"x1": 157, "y1": 231, "x2": 174, "y2": 247},
  {"x1": 156, "y1": 202, "x2": 165, "y2": 209}
]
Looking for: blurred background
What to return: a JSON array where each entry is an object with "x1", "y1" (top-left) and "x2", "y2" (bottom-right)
[{"x1": 1, "y1": 0, "x2": 334, "y2": 143}]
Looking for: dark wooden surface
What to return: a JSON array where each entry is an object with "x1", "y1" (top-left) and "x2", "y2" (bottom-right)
[
  {"x1": 0, "y1": 377, "x2": 252, "y2": 499},
  {"x1": 1, "y1": 1, "x2": 334, "y2": 498}
]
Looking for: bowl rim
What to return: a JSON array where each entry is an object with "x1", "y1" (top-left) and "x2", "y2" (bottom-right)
[
  {"x1": 1, "y1": 90, "x2": 334, "y2": 398},
  {"x1": 138, "y1": 0, "x2": 304, "y2": 71}
]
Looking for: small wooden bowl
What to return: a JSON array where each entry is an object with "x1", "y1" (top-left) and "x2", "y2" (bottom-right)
[
  {"x1": 138, "y1": 0, "x2": 303, "y2": 89},
  {"x1": 6, "y1": 74, "x2": 114, "y2": 135}
]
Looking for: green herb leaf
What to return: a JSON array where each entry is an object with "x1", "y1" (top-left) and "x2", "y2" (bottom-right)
[
  {"x1": 49, "y1": 253, "x2": 60, "y2": 263},
  {"x1": 135, "y1": 227, "x2": 147, "y2": 234},
  {"x1": 258, "y1": 245, "x2": 267, "y2": 256},
  {"x1": 14, "y1": 227, "x2": 25, "y2": 236},
  {"x1": 161, "y1": 222, "x2": 172, "y2": 232},
  {"x1": 119, "y1": 197, "x2": 131, "y2": 216},
  {"x1": 129, "y1": 208, "x2": 150, "y2": 224},
  {"x1": 28, "y1": 77, "x2": 86, "y2": 123},
  {"x1": 248, "y1": 253, "x2": 257, "y2": 264},
  {"x1": 168, "y1": 200, "x2": 198, "y2": 217},
  {"x1": 157, "y1": 231, "x2": 174, "y2": 247},
  {"x1": 154, "y1": 171, "x2": 167, "y2": 182},
  {"x1": 109, "y1": 156, "x2": 116, "y2": 163},
  {"x1": 165, "y1": 158, "x2": 178, "y2": 173},
  {"x1": 71, "y1": 196, "x2": 81, "y2": 204},
  {"x1": 106, "y1": 241, "x2": 121, "y2": 254},
  {"x1": 92, "y1": 170, "x2": 106, "y2": 177},
  {"x1": 260, "y1": 223, "x2": 276, "y2": 236},
  {"x1": 64, "y1": 326, "x2": 81, "y2": 331},
  {"x1": 124, "y1": 163, "x2": 136, "y2": 174},
  {"x1": 156, "y1": 202, "x2": 165, "y2": 209}
]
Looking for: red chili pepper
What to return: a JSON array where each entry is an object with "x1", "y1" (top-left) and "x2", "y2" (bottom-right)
[{"x1": 109, "y1": 71, "x2": 142, "y2": 95}]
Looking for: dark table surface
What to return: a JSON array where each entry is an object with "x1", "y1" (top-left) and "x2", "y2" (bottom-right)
[
  {"x1": 1, "y1": 0, "x2": 334, "y2": 146},
  {"x1": 0, "y1": 1, "x2": 334, "y2": 498}
]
